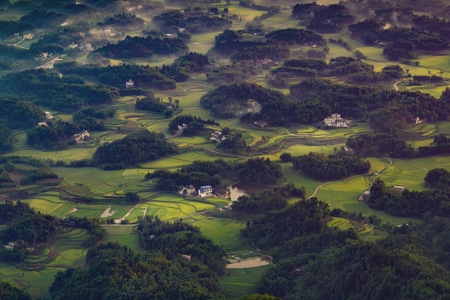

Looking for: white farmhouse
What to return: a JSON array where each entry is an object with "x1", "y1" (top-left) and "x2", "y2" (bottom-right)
[{"x1": 323, "y1": 113, "x2": 352, "y2": 128}]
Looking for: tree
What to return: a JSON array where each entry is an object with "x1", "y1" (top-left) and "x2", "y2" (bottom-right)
[
  {"x1": 124, "y1": 192, "x2": 140, "y2": 204},
  {"x1": 237, "y1": 157, "x2": 283, "y2": 184}
]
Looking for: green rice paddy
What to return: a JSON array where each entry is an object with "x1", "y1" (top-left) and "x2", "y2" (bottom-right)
[
  {"x1": 327, "y1": 217, "x2": 353, "y2": 230},
  {"x1": 220, "y1": 266, "x2": 272, "y2": 296},
  {"x1": 103, "y1": 225, "x2": 145, "y2": 253},
  {"x1": 188, "y1": 215, "x2": 251, "y2": 252}
]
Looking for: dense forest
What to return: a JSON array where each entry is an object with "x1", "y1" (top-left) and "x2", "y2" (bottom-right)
[
  {"x1": 56, "y1": 62, "x2": 177, "y2": 90},
  {"x1": 232, "y1": 183, "x2": 305, "y2": 214},
  {"x1": 26, "y1": 120, "x2": 83, "y2": 150},
  {"x1": 168, "y1": 115, "x2": 218, "y2": 136},
  {"x1": 347, "y1": 132, "x2": 450, "y2": 158},
  {"x1": 0, "y1": 69, "x2": 119, "y2": 112},
  {"x1": 368, "y1": 176, "x2": 450, "y2": 218},
  {"x1": 241, "y1": 198, "x2": 450, "y2": 299},
  {"x1": 92, "y1": 129, "x2": 177, "y2": 169},
  {"x1": 153, "y1": 9, "x2": 232, "y2": 34},
  {"x1": 291, "y1": 152, "x2": 371, "y2": 181},
  {"x1": 146, "y1": 159, "x2": 230, "y2": 192},
  {"x1": 236, "y1": 157, "x2": 283, "y2": 184},
  {"x1": 92, "y1": 35, "x2": 189, "y2": 59},
  {"x1": 199, "y1": 82, "x2": 285, "y2": 119},
  {"x1": 49, "y1": 216, "x2": 228, "y2": 300}
]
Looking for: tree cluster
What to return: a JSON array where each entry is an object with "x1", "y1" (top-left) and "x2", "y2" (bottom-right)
[
  {"x1": 0, "y1": 97, "x2": 43, "y2": 129},
  {"x1": 270, "y1": 56, "x2": 395, "y2": 86},
  {"x1": 261, "y1": 231, "x2": 450, "y2": 299},
  {"x1": 349, "y1": 19, "x2": 449, "y2": 60},
  {"x1": 242, "y1": 198, "x2": 330, "y2": 249},
  {"x1": 200, "y1": 82, "x2": 285, "y2": 118},
  {"x1": 172, "y1": 52, "x2": 210, "y2": 73},
  {"x1": 0, "y1": 123, "x2": 12, "y2": 154},
  {"x1": 347, "y1": 133, "x2": 414, "y2": 158},
  {"x1": 413, "y1": 15, "x2": 450, "y2": 41},
  {"x1": 0, "y1": 201, "x2": 56, "y2": 262},
  {"x1": 135, "y1": 97, "x2": 171, "y2": 114},
  {"x1": 92, "y1": 35, "x2": 188, "y2": 59},
  {"x1": 92, "y1": 129, "x2": 177, "y2": 169},
  {"x1": 417, "y1": 134, "x2": 450, "y2": 157},
  {"x1": 214, "y1": 28, "x2": 326, "y2": 62},
  {"x1": 292, "y1": 3, "x2": 354, "y2": 33},
  {"x1": 216, "y1": 128, "x2": 247, "y2": 153},
  {"x1": 98, "y1": 13, "x2": 144, "y2": 28},
  {"x1": 206, "y1": 62, "x2": 258, "y2": 85},
  {"x1": 230, "y1": 41, "x2": 290, "y2": 62},
  {"x1": 168, "y1": 115, "x2": 218, "y2": 136},
  {"x1": 138, "y1": 216, "x2": 226, "y2": 274},
  {"x1": 26, "y1": 120, "x2": 81, "y2": 150},
  {"x1": 232, "y1": 183, "x2": 305, "y2": 214},
  {"x1": 61, "y1": 216, "x2": 107, "y2": 248},
  {"x1": 146, "y1": 159, "x2": 230, "y2": 192},
  {"x1": 425, "y1": 168, "x2": 450, "y2": 192},
  {"x1": 292, "y1": 152, "x2": 371, "y2": 181},
  {"x1": 20, "y1": 167, "x2": 58, "y2": 185},
  {"x1": 289, "y1": 79, "x2": 450, "y2": 132},
  {"x1": 50, "y1": 240, "x2": 224, "y2": 299},
  {"x1": 239, "y1": 190, "x2": 450, "y2": 299},
  {"x1": 19, "y1": 10, "x2": 66, "y2": 28},
  {"x1": 57, "y1": 62, "x2": 177, "y2": 90},
  {"x1": 0, "y1": 167, "x2": 14, "y2": 188},
  {"x1": 0, "y1": 69, "x2": 119, "y2": 112},
  {"x1": 0, "y1": 20, "x2": 33, "y2": 39},
  {"x1": 29, "y1": 28, "x2": 85, "y2": 55},
  {"x1": 153, "y1": 9, "x2": 232, "y2": 34},
  {"x1": 236, "y1": 157, "x2": 282, "y2": 185},
  {"x1": 266, "y1": 28, "x2": 325, "y2": 46},
  {"x1": 213, "y1": 29, "x2": 267, "y2": 58},
  {"x1": 72, "y1": 106, "x2": 115, "y2": 131},
  {"x1": 0, "y1": 282, "x2": 31, "y2": 300},
  {"x1": 412, "y1": 75, "x2": 443, "y2": 83},
  {"x1": 368, "y1": 178, "x2": 450, "y2": 218}
]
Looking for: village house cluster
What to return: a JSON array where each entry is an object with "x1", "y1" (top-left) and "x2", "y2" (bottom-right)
[
  {"x1": 323, "y1": 113, "x2": 352, "y2": 128},
  {"x1": 179, "y1": 184, "x2": 227, "y2": 198},
  {"x1": 37, "y1": 111, "x2": 91, "y2": 143},
  {"x1": 210, "y1": 130, "x2": 229, "y2": 142}
]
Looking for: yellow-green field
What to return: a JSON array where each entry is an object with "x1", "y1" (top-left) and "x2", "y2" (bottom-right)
[{"x1": 316, "y1": 176, "x2": 418, "y2": 225}]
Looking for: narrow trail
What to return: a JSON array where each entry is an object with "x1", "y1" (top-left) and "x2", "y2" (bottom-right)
[
  {"x1": 404, "y1": 160, "x2": 429, "y2": 171},
  {"x1": 393, "y1": 80, "x2": 402, "y2": 91},
  {"x1": 187, "y1": 144, "x2": 249, "y2": 159},
  {"x1": 115, "y1": 205, "x2": 137, "y2": 223}
]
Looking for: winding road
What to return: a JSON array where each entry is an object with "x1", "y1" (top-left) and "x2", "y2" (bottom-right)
[{"x1": 393, "y1": 80, "x2": 402, "y2": 91}]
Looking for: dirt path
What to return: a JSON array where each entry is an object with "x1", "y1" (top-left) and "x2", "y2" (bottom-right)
[
  {"x1": 142, "y1": 205, "x2": 148, "y2": 217},
  {"x1": 36, "y1": 56, "x2": 64, "y2": 69},
  {"x1": 393, "y1": 80, "x2": 402, "y2": 91},
  {"x1": 100, "y1": 205, "x2": 114, "y2": 218},
  {"x1": 404, "y1": 160, "x2": 429, "y2": 171},
  {"x1": 226, "y1": 257, "x2": 271, "y2": 269},
  {"x1": 188, "y1": 144, "x2": 249, "y2": 159},
  {"x1": 115, "y1": 205, "x2": 136, "y2": 223}
]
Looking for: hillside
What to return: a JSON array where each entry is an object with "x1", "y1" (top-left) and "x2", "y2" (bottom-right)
[{"x1": 0, "y1": 0, "x2": 449, "y2": 298}]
